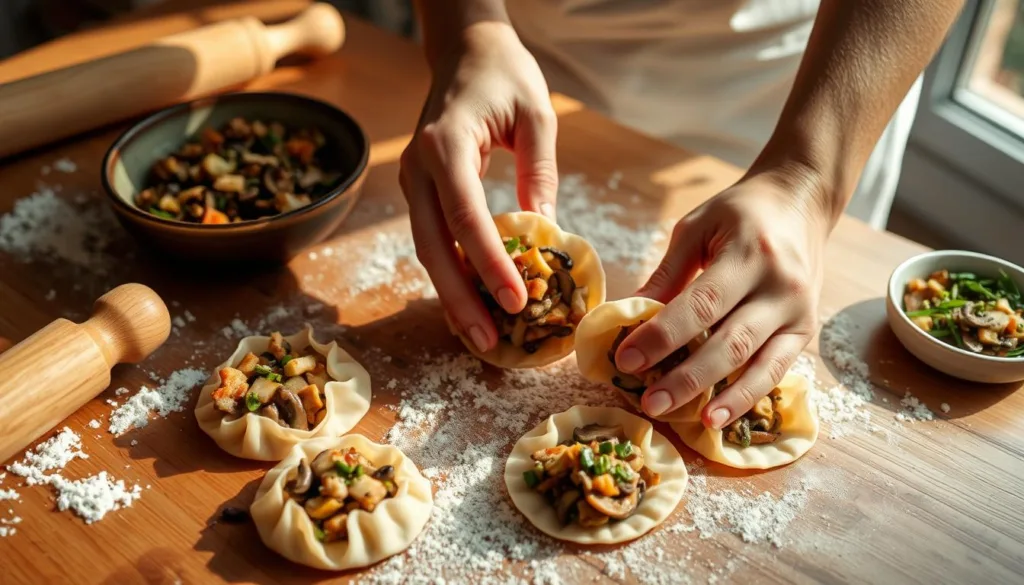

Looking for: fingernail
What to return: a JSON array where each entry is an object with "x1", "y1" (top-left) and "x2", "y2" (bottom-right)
[
  {"x1": 709, "y1": 408, "x2": 731, "y2": 430},
  {"x1": 497, "y1": 287, "x2": 520, "y2": 313},
  {"x1": 617, "y1": 347, "x2": 645, "y2": 373},
  {"x1": 645, "y1": 390, "x2": 672, "y2": 417},
  {"x1": 468, "y1": 325, "x2": 490, "y2": 353},
  {"x1": 540, "y1": 202, "x2": 556, "y2": 220}
]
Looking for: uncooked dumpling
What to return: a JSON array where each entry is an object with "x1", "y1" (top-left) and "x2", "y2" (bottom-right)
[
  {"x1": 250, "y1": 434, "x2": 433, "y2": 570},
  {"x1": 505, "y1": 405, "x2": 687, "y2": 544},
  {"x1": 575, "y1": 297, "x2": 707, "y2": 422},
  {"x1": 670, "y1": 372, "x2": 819, "y2": 469},
  {"x1": 195, "y1": 325, "x2": 371, "y2": 461},
  {"x1": 449, "y1": 211, "x2": 607, "y2": 369}
]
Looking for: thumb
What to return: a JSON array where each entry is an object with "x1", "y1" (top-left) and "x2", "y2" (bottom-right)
[
  {"x1": 637, "y1": 216, "x2": 706, "y2": 303},
  {"x1": 513, "y1": 106, "x2": 559, "y2": 221}
]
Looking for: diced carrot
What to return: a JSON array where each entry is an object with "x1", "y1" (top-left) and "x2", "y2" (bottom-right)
[
  {"x1": 202, "y1": 207, "x2": 229, "y2": 224},
  {"x1": 592, "y1": 473, "x2": 620, "y2": 497},
  {"x1": 907, "y1": 278, "x2": 927, "y2": 293}
]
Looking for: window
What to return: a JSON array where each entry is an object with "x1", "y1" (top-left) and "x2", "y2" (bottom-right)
[{"x1": 897, "y1": 0, "x2": 1024, "y2": 263}]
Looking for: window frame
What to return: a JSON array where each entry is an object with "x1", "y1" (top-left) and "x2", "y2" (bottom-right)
[{"x1": 904, "y1": 0, "x2": 1024, "y2": 209}]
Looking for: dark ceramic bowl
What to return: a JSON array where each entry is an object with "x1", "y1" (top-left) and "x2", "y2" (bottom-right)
[{"x1": 102, "y1": 91, "x2": 368, "y2": 264}]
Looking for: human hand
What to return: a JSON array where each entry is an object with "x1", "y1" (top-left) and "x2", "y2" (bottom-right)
[
  {"x1": 612, "y1": 169, "x2": 831, "y2": 429},
  {"x1": 399, "y1": 21, "x2": 558, "y2": 354}
]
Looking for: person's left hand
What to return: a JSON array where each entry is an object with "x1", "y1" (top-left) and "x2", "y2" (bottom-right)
[{"x1": 612, "y1": 168, "x2": 831, "y2": 429}]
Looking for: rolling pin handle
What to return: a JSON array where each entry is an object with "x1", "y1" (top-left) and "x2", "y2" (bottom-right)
[
  {"x1": 81, "y1": 283, "x2": 172, "y2": 367},
  {"x1": 263, "y1": 2, "x2": 347, "y2": 62}
]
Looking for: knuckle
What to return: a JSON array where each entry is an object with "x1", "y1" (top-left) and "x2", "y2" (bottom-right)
[
  {"x1": 724, "y1": 324, "x2": 758, "y2": 367},
  {"x1": 764, "y1": 353, "x2": 792, "y2": 387},
  {"x1": 445, "y1": 202, "x2": 481, "y2": 241},
  {"x1": 670, "y1": 366, "x2": 705, "y2": 399},
  {"x1": 689, "y1": 283, "x2": 723, "y2": 327},
  {"x1": 417, "y1": 123, "x2": 449, "y2": 159},
  {"x1": 526, "y1": 104, "x2": 558, "y2": 128},
  {"x1": 735, "y1": 384, "x2": 759, "y2": 412},
  {"x1": 645, "y1": 263, "x2": 674, "y2": 293}
]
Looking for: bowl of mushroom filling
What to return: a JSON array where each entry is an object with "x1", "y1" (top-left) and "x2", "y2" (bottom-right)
[
  {"x1": 887, "y1": 249, "x2": 1024, "y2": 383},
  {"x1": 102, "y1": 92, "x2": 368, "y2": 263}
]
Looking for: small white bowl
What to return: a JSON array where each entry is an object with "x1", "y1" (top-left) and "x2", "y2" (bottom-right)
[{"x1": 886, "y1": 249, "x2": 1024, "y2": 383}]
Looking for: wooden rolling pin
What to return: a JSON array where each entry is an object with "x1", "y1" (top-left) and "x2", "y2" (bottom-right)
[
  {"x1": 0, "y1": 2, "x2": 345, "y2": 160},
  {"x1": 0, "y1": 284, "x2": 171, "y2": 463}
]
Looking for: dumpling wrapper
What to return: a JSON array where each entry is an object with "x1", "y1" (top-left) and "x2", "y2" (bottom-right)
[
  {"x1": 575, "y1": 297, "x2": 707, "y2": 422},
  {"x1": 504, "y1": 405, "x2": 687, "y2": 544},
  {"x1": 251, "y1": 434, "x2": 433, "y2": 570},
  {"x1": 195, "y1": 325, "x2": 371, "y2": 461},
  {"x1": 670, "y1": 372, "x2": 819, "y2": 469},
  {"x1": 448, "y1": 211, "x2": 607, "y2": 369}
]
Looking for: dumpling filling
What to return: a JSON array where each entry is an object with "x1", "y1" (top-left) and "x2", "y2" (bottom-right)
[
  {"x1": 284, "y1": 447, "x2": 399, "y2": 543},
  {"x1": 606, "y1": 322, "x2": 691, "y2": 394},
  {"x1": 523, "y1": 424, "x2": 661, "y2": 527},
  {"x1": 211, "y1": 331, "x2": 331, "y2": 429},
  {"x1": 714, "y1": 380, "x2": 783, "y2": 447},
  {"x1": 468, "y1": 235, "x2": 590, "y2": 354}
]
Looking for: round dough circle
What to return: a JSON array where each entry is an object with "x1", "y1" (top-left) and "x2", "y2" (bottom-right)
[
  {"x1": 195, "y1": 325, "x2": 371, "y2": 461},
  {"x1": 670, "y1": 372, "x2": 819, "y2": 469},
  {"x1": 575, "y1": 297, "x2": 707, "y2": 422},
  {"x1": 449, "y1": 211, "x2": 607, "y2": 369},
  {"x1": 250, "y1": 434, "x2": 433, "y2": 570},
  {"x1": 504, "y1": 405, "x2": 687, "y2": 544}
]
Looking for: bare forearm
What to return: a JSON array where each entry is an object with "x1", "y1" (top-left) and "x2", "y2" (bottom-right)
[
  {"x1": 754, "y1": 0, "x2": 965, "y2": 227},
  {"x1": 413, "y1": 0, "x2": 509, "y2": 69}
]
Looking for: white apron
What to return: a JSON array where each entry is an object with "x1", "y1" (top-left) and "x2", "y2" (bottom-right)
[{"x1": 507, "y1": 0, "x2": 922, "y2": 230}]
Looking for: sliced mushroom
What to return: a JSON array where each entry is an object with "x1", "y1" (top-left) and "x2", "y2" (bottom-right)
[
  {"x1": 372, "y1": 465, "x2": 395, "y2": 481},
  {"x1": 570, "y1": 287, "x2": 588, "y2": 322},
  {"x1": 549, "y1": 269, "x2": 576, "y2": 300},
  {"x1": 275, "y1": 388, "x2": 309, "y2": 430},
  {"x1": 539, "y1": 247, "x2": 574, "y2": 270},
  {"x1": 348, "y1": 475, "x2": 389, "y2": 512},
  {"x1": 555, "y1": 490, "x2": 580, "y2": 525},
  {"x1": 607, "y1": 323, "x2": 640, "y2": 364},
  {"x1": 523, "y1": 298, "x2": 554, "y2": 321},
  {"x1": 748, "y1": 430, "x2": 780, "y2": 444},
  {"x1": 576, "y1": 500, "x2": 610, "y2": 527},
  {"x1": 585, "y1": 490, "x2": 639, "y2": 520},
  {"x1": 259, "y1": 403, "x2": 287, "y2": 427},
  {"x1": 298, "y1": 165, "x2": 324, "y2": 190},
  {"x1": 285, "y1": 458, "x2": 312, "y2": 497},
  {"x1": 310, "y1": 448, "x2": 340, "y2": 477},
  {"x1": 962, "y1": 330, "x2": 984, "y2": 353},
  {"x1": 611, "y1": 374, "x2": 646, "y2": 395},
  {"x1": 573, "y1": 424, "x2": 624, "y2": 444},
  {"x1": 263, "y1": 166, "x2": 295, "y2": 195},
  {"x1": 962, "y1": 302, "x2": 1011, "y2": 331}
]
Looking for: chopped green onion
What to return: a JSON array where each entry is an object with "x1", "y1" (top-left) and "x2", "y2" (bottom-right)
[
  {"x1": 335, "y1": 461, "x2": 353, "y2": 476},
  {"x1": 938, "y1": 299, "x2": 967, "y2": 309},
  {"x1": 245, "y1": 391, "x2": 262, "y2": 412},
  {"x1": 313, "y1": 526, "x2": 326, "y2": 541},
  {"x1": 963, "y1": 281, "x2": 998, "y2": 300},
  {"x1": 579, "y1": 446, "x2": 595, "y2": 471},
  {"x1": 928, "y1": 329, "x2": 951, "y2": 338},
  {"x1": 504, "y1": 237, "x2": 522, "y2": 254},
  {"x1": 149, "y1": 207, "x2": 175, "y2": 219},
  {"x1": 950, "y1": 283, "x2": 959, "y2": 300},
  {"x1": 267, "y1": 372, "x2": 282, "y2": 383},
  {"x1": 950, "y1": 272, "x2": 977, "y2": 280},
  {"x1": 611, "y1": 464, "x2": 633, "y2": 483},
  {"x1": 613, "y1": 441, "x2": 633, "y2": 459},
  {"x1": 215, "y1": 195, "x2": 227, "y2": 210},
  {"x1": 253, "y1": 364, "x2": 274, "y2": 376},
  {"x1": 1005, "y1": 346, "x2": 1024, "y2": 358},
  {"x1": 523, "y1": 469, "x2": 540, "y2": 488},
  {"x1": 353, "y1": 464, "x2": 364, "y2": 478},
  {"x1": 593, "y1": 454, "x2": 611, "y2": 475},
  {"x1": 950, "y1": 324, "x2": 964, "y2": 349},
  {"x1": 280, "y1": 355, "x2": 294, "y2": 367},
  {"x1": 598, "y1": 441, "x2": 614, "y2": 455}
]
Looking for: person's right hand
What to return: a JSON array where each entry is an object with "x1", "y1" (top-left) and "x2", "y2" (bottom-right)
[{"x1": 400, "y1": 21, "x2": 559, "y2": 354}]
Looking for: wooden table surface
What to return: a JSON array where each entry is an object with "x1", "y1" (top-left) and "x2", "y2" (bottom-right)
[{"x1": 1, "y1": 2, "x2": 1022, "y2": 584}]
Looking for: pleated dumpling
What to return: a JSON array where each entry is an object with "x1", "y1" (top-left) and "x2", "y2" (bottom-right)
[
  {"x1": 449, "y1": 211, "x2": 606, "y2": 369},
  {"x1": 504, "y1": 405, "x2": 687, "y2": 544},
  {"x1": 575, "y1": 297, "x2": 707, "y2": 422},
  {"x1": 250, "y1": 435, "x2": 433, "y2": 570},
  {"x1": 670, "y1": 372, "x2": 819, "y2": 469},
  {"x1": 195, "y1": 325, "x2": 371, "y2": 461}
]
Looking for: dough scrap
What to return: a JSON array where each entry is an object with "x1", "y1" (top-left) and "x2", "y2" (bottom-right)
[
  {"x1": 250, "y1": 434, "x2": 433, "y2": 570},
  {"x1": 575, "y1": 297, "x2": 707, "y2": 422},
  {"x1": 504, "y1": 405, "x2": 687, "y2": 544},
  {"x1": 195, "y1": 325, "x2": 371, "y2": 461},
  {"x1": 449, "y1": 211, "x2": 607, "y2": 369},
  {"x1": 670, "y1": 372, "x2": 819, "y2": 469}
]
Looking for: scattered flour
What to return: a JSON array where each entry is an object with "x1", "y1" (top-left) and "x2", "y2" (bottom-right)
[
  {"x1": 108, "y1": 368, "x2": 207, "y2": 435},
  {"x1": 338, "y1": 229, "x2": 436, "y2": 298},
  {"x1": 941, "y1": 403, "x2": 951, "y2": 414},
  {"x1": 0, "y1": 186, "x2": 117, "y2": 270},
  {"x1": 5, "y1": 428, "x2": 141, "y2": 525},
  {"x1": 87, "y1": 420, "x2": 101, "y2": 430},
  {"x1": 53, "y1": 157, "x2": 78, "y2": 173},
  {"x1": 895, "y1": 392, "x2": 935, "y2": 423},
  {"x1": 0, "y1": 488, "x2": 19, "y2": 502},
  {"x1": 816, "y1": 314, "x2": 876, "y2": 437}
]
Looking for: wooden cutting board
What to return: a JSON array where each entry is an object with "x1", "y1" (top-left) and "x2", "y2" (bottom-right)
[{"x1": 0, "y1": 2, "x2": 1022, "y2": 584}]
